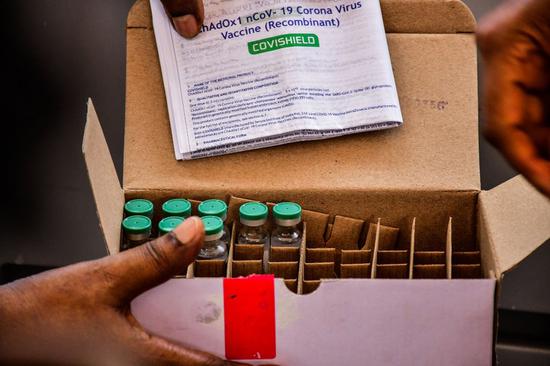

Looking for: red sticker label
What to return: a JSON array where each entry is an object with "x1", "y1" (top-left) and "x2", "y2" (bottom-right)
[{"x1": 223, "y1": 274, "x2": 276, "y2": 360}]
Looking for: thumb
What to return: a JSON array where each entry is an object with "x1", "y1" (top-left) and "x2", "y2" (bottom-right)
[
  {"x1": 161, "y1": 0, "x2": 205, "y2": 38},
  {"x1": 103, "y1": 216, "x2": 204, "y2": 304}
]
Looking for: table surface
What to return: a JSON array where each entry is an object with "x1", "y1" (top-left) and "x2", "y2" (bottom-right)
[{"x1": 1, "y1": 0, "x2": 549, "y2": 353}]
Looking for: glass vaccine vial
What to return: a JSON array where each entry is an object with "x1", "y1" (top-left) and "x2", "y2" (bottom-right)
[
  {"x1": 158, "y1": 216, "x2": 184, "y2": 237},
  {"x1": 199, "y1": 216, "x2": 227, "y2": 259},
  {"x1": 238, "y1": 202, "x2": 269, "y2": 245},
  {"x1": 198, "y1": 199, "x2": 229, "y2": 243},
  {"x1": 271, "y1": 202, "x2": 302, "y2": 247},
  {"x1": 162, "y1": 199, "x2": 192, "y2": 218},
  {"x1": 124, "y1": 199, "x2": 154, "y2": 219},
  {"x1": 122, "y1": 215, "x2": 152, "y2": 250}
]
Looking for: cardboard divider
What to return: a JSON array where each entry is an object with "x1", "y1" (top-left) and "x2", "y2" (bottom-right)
[
  {"x1": 341, "y1": 249, "x2": 372, "y2": 264},
  {"x1": 325, "y1": 215, "x2": 365, "y2": 250},
  {"x1": 302, "y1": 280, "x2": 321, "y2": 295},
  {"x1": 284, "y1": 279, "x2": 298, "y2": 293},
  {"x1": 370, "y1": 219, "x2": 382, "y2": 279},
  {"x1": 414, "y1": 251, "x2": 446, "y2": 264},
  {"x1": 376, "y1": 264, "x2": 409, "y2": 279},
  {"x1": 408, "y1": 218, "x2": 416, "y2": 279},
  {"x1": 231, "y1": 260, "x2": 263, "y2": 277},
  {"x1": 185, "y1": 262, "x2": 194, "y2": 279},
  {"x1": 304, "y1": 262, "x2": 337, "y2": 280},
  {"x1": 414, "y1": 264, "x2": 446, "y2": 279},
  {"x1": 226, "y1": 221, "x2": 237, "y2": 278},
  {"x1": 194, "y1": 259, "x2": 226, "y2": 278},
  {"x1": 364, "y1": 222, "x2": 400, "y2": 251},
  {"x1": 267, "y1": 261, "x2": 299, "y2": 279},
  {"x1": 302, "y1": 209, "x2": 330, "y2": 247},
  {"x1": 408, "y1": 217, "x2": 453, "y2": 279},
  {"x1": 446, "y1": 217, "x2": 453, "y2": 279},
  {"x1": 306, "y1": 248, "x2": 337, "y2": 263},
  {"x1": 377, "y1": 250, "x2": 409, "y2": 264},
  {"x1": 270, "y1": 246, "x2": 301, "y2": 262},
  {"x1": 234, "y1": 244, "x2": 264, "y2": 261},
  {"x1": 297, "y1": 223, "x2": 307, "y2": 295},
  {"x1": 452, "y1": 264, "x2": 482, "y2": 278},
  {"x1": 341, "y1": 264, "x2": 372, "y2": 278},
  {"x1": 370, "y1": 220, "x2": 412, "y2": 279},
  {"x1": 453, "y1": 251, "x2": 481, "y2": 264}
]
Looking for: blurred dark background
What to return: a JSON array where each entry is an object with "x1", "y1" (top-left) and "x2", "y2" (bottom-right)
[{"x1": 0, "y1": 1, "x2": 548, "y2": 364}]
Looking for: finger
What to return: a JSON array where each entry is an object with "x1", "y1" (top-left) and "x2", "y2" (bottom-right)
[
  {"x1": 522, "y1": 122, "x2": 550, "y2": 158},
  {"x1": 485, "y1": 123, "x2": 550, "y2": 197},
  {"x1": 161, "y1": 0, "x2": 204, "y2": 38},
  {"x1": 479, "y1": 35, "x2": 550, "y2": 197},
  {"x1": 102, "y1": 216, "x2": 204, "y2": 304},
  {"x1": 130, "y1": 329, "x2": 250, "y2": 366}
]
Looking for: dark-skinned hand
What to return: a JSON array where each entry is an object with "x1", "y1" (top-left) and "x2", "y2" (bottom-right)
[
  {"x1": 161, "y1": 0, "x2": 205, "y2": 38},
  {"x1": 477, "y1": 0, "x2": 550, "y2": 197},
  {"x1": 0, "y1": 217, "x2": 248, "y2": 366}
]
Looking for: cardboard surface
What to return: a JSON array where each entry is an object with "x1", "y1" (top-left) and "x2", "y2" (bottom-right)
[
  {"x1": 381, "y1": 0, "x2": 475, "y2": 33},
  {"x1": 82, "y1": 100, "x2": 124, "y2": 255},
  {"x1": 124, "y1": 0, "x2": 479, "y2": 194},
  {"x1": 479, "y1": 176, "x2": 550, "y2": 277},
  {"x1": 132, "y1": 278, "x2": 495, "y2": 365}
]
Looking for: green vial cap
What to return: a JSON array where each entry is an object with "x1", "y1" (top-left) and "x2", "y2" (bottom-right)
[
  {"x1": 239, "y1": 202, "x2": 268, "y2": 221},
  {"x1": 122, "y1": 215, "x2": 152, "y2": 234},
  {"x1": 125, "y1": 199, "x2": 154, "y2": 218},
  {"x1": 273, "y1": 202, "x2": 302, "y2": 220},
  {"x1": 158, "y1": 216, "x2": 185, "y2": 235},
  {"x1": 198, "y1": 199, "x2": 227, "y2": 219},
  {"x1": 201, "y1": 216, "x2": 223, "y2": 235},
  {"x1": 162, "y1": 199, "x2": 192, "y2": 218}
]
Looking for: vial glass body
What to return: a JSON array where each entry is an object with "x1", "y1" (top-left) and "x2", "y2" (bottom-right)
[
  {"x1": 271, "y1": 202, "x2": 302, "y2": 248},
  {"x1": 238, "y1": 202, "x2": 269, "y2": 245},
  {"x1": 198, "y1": 200, "x2": 230, "y2": 250},
  {"x1": 238, "y1": 224, "x2": 268, "y2": 245},
  {"x1": 199, "y1": 236, "x2": 228, "y2": 259},
  {"x1": 122, "y1": 215, "x2": 152, "y2": 251},
  {"x1": 123, "y1": 233, "x2": 150, "y2": 250},
  {"x1": 199, "y1": 215, "x2": 227, "y2": 259},
  {"x1": 271, "y1": 223, "x2": 301, "y2": 247}
]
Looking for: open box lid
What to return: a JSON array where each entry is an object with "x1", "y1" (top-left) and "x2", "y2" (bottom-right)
[
  {"x1": 82, "y1": 100, "x2": 125, "y2": 255},
  {"x1": 479, "y1": 176, "x2": 550, "y2": 279},
  {"x1": 124, "y1": 0, "x2": 480, "y2": 195}
]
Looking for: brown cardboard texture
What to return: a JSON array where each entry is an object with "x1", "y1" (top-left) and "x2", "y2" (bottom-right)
[
  {"x1": 83, "y1": 99, "x2": 124, "y2": 255},
  {"x1": 124, "y1": 0, "x2": 479, "y2": 195},
  {"x1": 81, "y1": 0, "x2": 550, "y2": 364},
  {"x1": 479, "y1": 176, "x2": 550, "y2": 278}
]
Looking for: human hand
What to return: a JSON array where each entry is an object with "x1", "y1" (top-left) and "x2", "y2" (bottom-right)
[
  {"x1": 161, "y1": 0, "x2": 205, "y2": 38},
  {"x1": 0, "y1": 217, "x2": 243, "y2": 365},
  {"x1": 477, "y1": 0, "x2": 550, "y2": 197}
]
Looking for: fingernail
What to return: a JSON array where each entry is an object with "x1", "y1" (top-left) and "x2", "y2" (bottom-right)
[
  {"x1": 173, "y1": 216, "x2": 201, "y2": 245},
  {"x1": 173, "y1": 14, "x2": 199, "y2": 38}
]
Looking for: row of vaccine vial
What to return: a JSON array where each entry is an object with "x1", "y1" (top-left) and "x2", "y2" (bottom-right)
[
  {"x1": 238, "y1": 201, "x2": 302, "y2": 247},
  {"x1": 121, "y1": 198, "x2": 302, "y2": 260},
  {"x1": 121, "y1": 198, "x2": 229, "y2": 260}
]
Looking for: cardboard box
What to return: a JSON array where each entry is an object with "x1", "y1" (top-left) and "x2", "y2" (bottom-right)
[{"x1": 82, "y1": 0, "x2": 550, "y2": 364}]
